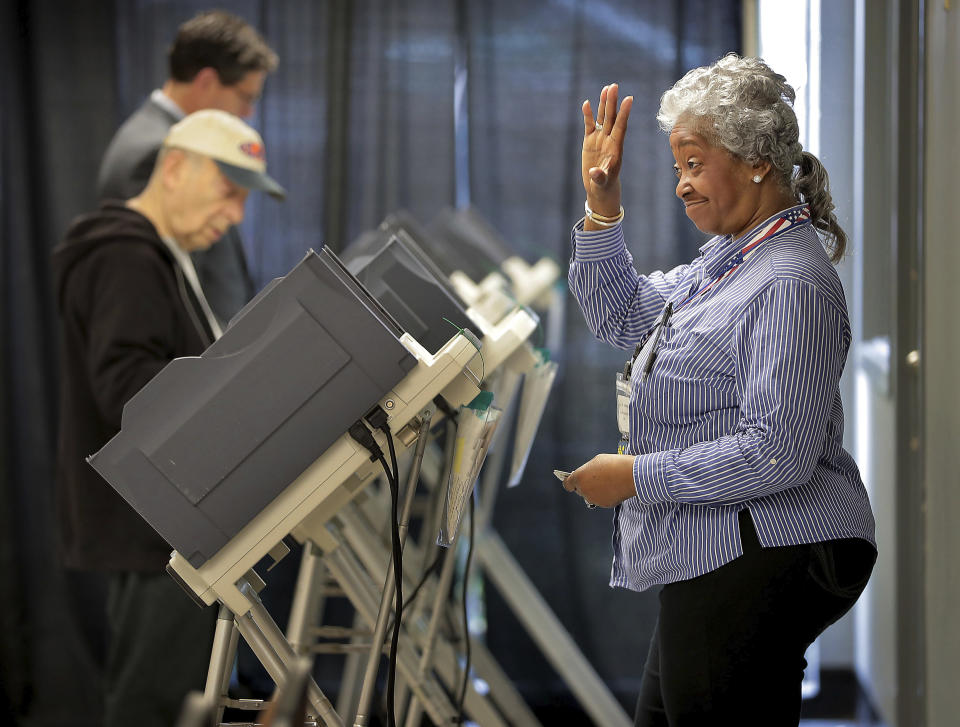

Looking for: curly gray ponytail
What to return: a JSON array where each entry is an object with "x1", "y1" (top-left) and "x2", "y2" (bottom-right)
[
  {"x1": 793, "y1": 151, "x2": 846, "y2": 261},
  {"x1": 658, "y1": 54, "x2": 847, "y2": 262}
]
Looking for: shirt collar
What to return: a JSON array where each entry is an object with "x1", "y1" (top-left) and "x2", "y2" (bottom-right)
[
  {"x1": 160, "y1": 235, "x2": 193, "y2": 271},
  {"x1": 151, "y1": 89, "x2": 186, "y2": 120},
  {"x1": 160, "y1": 236, "x2": 224, "y2": 340},
  {"x1": 701, "y1": 203, "x2": 811, "y2": 280}
]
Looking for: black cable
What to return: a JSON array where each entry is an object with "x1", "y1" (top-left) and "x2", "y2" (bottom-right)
[
  {"x1": 364, "y1": 453, "x2": 403, "y2": 727},
  {"x1": 456, "y1": 493, "x2": 476, "y2": 724},
  {"x1": 432, "y1": 394, "x2": 460, "y2": 423},
  {"x1": 348, "y1": 416, "x2": 401, "y2": 727},
  {"x1": 380, "y1": 428, "x2": 402, "y2": 727},
  {"x1": 368, "y1": 447, "x2": 401, "y2": 727},
  {"x1": 380, "y1": 414, "x2": 400, "y2": 489},
  {"x1": 401, "y1": 548, "x2": 445, "y2": 616}
]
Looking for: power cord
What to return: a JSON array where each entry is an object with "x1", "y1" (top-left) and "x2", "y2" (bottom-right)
[
  {"x1": 433, "y1": 394, "x2": 460, "y2": 423},
  {"x1": 348, "y1": 412, "x2": 402, "y2": 727},
  {"x1": 379, "y1": 425, "x2": 402, "y2": 727},
  {"x1": 401, "y1": 549, "x2": 445, "y2": 616},
  {"x1": 351, "y1": 407, "x2": 475, "y2": 726},
  {"x1": 456, "y1": 493, "x2": 476, "y2": 724}
]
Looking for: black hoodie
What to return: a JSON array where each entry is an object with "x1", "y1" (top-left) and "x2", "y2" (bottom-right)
[{"x1": 52, "y1": 201, "x2": 215, "y2": 571}]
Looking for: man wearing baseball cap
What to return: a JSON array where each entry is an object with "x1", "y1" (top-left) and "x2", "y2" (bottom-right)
[
  {"x1": 98, "y1": 10, "x2": 279, "y2": 327},
  {"x1": 52, "y1": 110, "x2": 283, "y2": 727}
]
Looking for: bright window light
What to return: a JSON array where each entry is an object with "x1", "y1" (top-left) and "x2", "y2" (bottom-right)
[{"x1": 757, "y1": 0, "x2": 821, "y2": 155}]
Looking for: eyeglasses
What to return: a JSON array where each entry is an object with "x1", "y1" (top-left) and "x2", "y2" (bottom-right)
[{"x1": 231, "y1": 87, "x2": 260, "y2": 108}]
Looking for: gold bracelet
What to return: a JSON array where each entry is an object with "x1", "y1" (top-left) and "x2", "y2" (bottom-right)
[{"x1": 584, "y1": 201, "x2": 625, "y2": 226}]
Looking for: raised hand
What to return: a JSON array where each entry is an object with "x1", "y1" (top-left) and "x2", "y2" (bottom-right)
[{"x1": 581, "y1": 84, "x2": 633, "y2": 218}]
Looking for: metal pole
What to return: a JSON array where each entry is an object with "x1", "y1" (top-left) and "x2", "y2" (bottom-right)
[
  {"x1": 476, "y1": 532, "x2": 632, "y2": 727},
  {"x1": 344, "y1": 473, "x2": 539, "y2": 727},
  {"x1": 203, "y1": 603, "x2": 237, "y2": 725},
  {"x1": 405, "y1": 415, "x2": 463, "y2": 727},
  {"x1": 217, "y1": 621, "x2": 240, "y2": 726},
  {"x1": 287, "y1": 541, "x2": 326, "y2": 654},
  {"x1": 335, "y1": 611, "x2": 368, "y2": 720},
  {"x1": 238, "y1": 582, "x2": 343, "y2": 727},
  {"x1": 326, "y1": 524, "x2": 514, "y2": 727},
  {"x1": 404, "y1": 533, "x2": 457, "y2": 727},
  {"x1": 353, "y1": 407, "x2": 435, "y2": 727}
]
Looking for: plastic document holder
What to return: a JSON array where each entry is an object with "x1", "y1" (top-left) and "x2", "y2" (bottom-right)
[
  {"x1": 345, "y1": 233, "x2": 473, "y2": 355},
  {"x1": 88, "y1": 247, "x2": 417, "y2": 568}
]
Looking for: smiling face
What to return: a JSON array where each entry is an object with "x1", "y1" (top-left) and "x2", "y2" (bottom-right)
[
  {"x1": 669, "y1": 121, "x2": 768, "y2": 239},
  {"x1": 162, "y1": 150, "x2": 249, "y2": 251}
]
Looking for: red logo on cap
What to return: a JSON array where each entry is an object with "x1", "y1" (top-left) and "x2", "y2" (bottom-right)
[{"x1": 240, "y1": 142, "x2": 266, "y2": 161}]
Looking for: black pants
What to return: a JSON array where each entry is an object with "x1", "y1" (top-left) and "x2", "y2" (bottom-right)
[
  {"x1": 105, "y1": 571, "x2": 218, "y2": 727},
  {"x1": 635, "y1": 510, "x2": 875, "y2": 727}
]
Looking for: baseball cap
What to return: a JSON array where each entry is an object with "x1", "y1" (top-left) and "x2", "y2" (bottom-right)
[{"x1": 162, "y1": 110, "x2": 286, "y2": 200}]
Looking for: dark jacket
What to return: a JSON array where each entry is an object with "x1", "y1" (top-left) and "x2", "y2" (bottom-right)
[
  {"x1": 97, "y1": 94, "x2": 255, "y2": 322},
  {"x1": 52, "y1": 201, "x2": 215, "y2": 571},
  {"x1": 97, "y1": 96, "x2": 180, "y2": 202}
]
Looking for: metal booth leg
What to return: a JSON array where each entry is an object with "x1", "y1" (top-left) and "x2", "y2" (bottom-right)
[
  {"x1": 203, "y1": 603, "x2": 240, "y2": 726},
  {"x1": 233, "y1": 580, "x2": 344, "y2": 727},
  {"x1": 287, "y1": 541, "x2": 327, "y2": 655}
]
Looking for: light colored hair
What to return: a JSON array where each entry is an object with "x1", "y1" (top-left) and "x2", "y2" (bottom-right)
[{"x1": 657, "y1": 54, "x2": 846, "y2": 261}]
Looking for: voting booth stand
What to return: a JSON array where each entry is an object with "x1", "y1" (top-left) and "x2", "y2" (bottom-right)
[
  {"x1": 90, "y1": 209, "x2": 632, "y2": 727},
  {"x1": 367, "y1": 210, "x2": 631, "y2": 727},
  {"x1": 279, "y1": 211, "x2": 630, "y2": 727}
]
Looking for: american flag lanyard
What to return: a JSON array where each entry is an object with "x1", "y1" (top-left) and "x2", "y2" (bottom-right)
[{"x1": 673, "y1": 204, "x2": 812, "y2": 314}]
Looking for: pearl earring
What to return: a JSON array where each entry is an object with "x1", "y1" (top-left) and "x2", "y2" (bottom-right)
[{"x1": 752, "y1": 175, "x2": 762, "y2": 184}]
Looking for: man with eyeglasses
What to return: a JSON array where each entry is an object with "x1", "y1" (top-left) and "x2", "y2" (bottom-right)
[{"x1": 98, "y1": 9, "x2": 278, "y2": 325}]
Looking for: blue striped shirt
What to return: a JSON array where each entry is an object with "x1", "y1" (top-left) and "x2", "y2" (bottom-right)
[{"x1": 568, "y1": 205, "x2": 876, "y2": 592}]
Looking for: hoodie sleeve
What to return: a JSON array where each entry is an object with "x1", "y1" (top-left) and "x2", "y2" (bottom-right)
[{"x1": 75, "y1": 244, "x2": 179, "y2": 429}]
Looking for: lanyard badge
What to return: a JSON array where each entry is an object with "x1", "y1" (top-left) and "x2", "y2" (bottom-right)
[{"x1": 615, "y1": 301, "x2": 673, "y2": 443}]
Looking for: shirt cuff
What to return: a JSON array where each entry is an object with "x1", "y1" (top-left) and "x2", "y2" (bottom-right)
[
  {"x1": 571, "y1": 218, "x2": 627, "y2": 262},
  {"x1": 633, "y1": 450, "x2": 674, "y2": 504}
]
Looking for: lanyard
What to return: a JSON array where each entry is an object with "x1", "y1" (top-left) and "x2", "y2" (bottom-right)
[
  {"x1": 623, "y1": 301, "x2": 672, "y2": 380},
  {"x1": 674, "y1": 206, "x2": 810, "y2": 313},
  {"x1": 623, "y1": 205, "x2": 810, "y2": 380}
]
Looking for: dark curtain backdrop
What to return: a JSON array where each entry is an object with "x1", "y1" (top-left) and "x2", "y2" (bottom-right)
[{"x1": 0, "y1": 1, "x2": 739, "y2": 725}]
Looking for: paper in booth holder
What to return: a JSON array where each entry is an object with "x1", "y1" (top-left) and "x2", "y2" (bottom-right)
[
  {"x1": 436, "y1": 391, "x2": 502, "y2": 547},
  {"x1": 507, "y1": 347, "x2": 558, "y2": 487}
]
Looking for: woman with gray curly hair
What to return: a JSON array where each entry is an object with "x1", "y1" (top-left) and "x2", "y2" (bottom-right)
[{"x1": 561, "y1": 55, "x2": 876, "y2": 725}]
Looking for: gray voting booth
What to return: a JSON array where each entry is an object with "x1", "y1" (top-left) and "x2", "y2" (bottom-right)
[
  {"x1": 85, "y1": 214, "x2": 625, "y2": 727},
  {"x1": 85, "y1": 242, "x2": 502, "y2": 727},
  {"x1": 427, "y1": 206, "x2": 513, "y2": 283},
  {"x1": 89, "y1": 247, "x2": 417, "y2": 568},
  {"x1": 343, "y1": 229, "x2": 473, "y2": 356}
]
